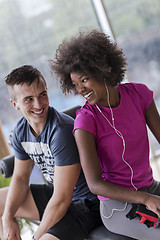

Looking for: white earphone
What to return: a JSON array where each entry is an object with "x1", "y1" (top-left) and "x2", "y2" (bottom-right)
[{"x1": 95, "y1": 84, "x2": 137, "y2": 218}]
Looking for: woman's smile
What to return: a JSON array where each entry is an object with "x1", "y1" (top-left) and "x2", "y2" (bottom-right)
[{"x1": 71, "y1": 72, "x2": 107, "y2": 106}]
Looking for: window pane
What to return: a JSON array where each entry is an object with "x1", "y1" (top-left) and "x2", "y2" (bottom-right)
[
  {"x1": 103, "y1": 0, "x2": 160, "y2": 153},
  {"x1": 0, "y1": 0, "x2": 99, "y2": 148}
]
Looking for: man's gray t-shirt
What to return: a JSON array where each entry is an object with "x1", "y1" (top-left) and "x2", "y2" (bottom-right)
[{"x1": 12, "y1": 106, "x2": 95, "y2": 200}]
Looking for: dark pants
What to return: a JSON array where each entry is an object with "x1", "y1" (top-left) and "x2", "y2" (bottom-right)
[{"x1": 30, "y1": 184, "x2": 102, "y2": 240}]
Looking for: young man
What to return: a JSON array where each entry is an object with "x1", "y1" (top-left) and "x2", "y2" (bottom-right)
[{"x1": 0, "y1": 65, "x2": 101, "y2": 240}]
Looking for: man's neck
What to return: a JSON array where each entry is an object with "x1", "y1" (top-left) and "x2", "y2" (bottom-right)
[
  {"x1": 30, "y1": 126, "x2": 41, "y2": 137},
  {"x1": 28, "y1": 120, "x2": 46, "y2": 137}
]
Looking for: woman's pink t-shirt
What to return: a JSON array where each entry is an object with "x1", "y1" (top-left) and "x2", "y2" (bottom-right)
[{"x1": 74, "y1": 82, "x2": 154, "y2": 200}]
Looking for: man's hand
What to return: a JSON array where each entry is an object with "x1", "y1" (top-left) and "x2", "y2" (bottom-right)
[{"x1": 2, "y1": 217, "x2": 22, "y2": 240}]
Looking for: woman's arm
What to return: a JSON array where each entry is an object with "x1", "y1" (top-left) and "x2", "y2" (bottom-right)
[
  {"x1": 74, "y1": 128, "x2": 160, "y2": 216},
  {"x1": 145, "y1": 99, "x2": 160, "y2": 143}
]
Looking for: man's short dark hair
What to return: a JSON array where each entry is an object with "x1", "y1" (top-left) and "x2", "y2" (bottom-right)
[
  {"x1": 5, "y1": 65, "x2": 46, "y2": 87},
  {"x1": 5, "y1": 65, "x2": 47, "y2": 100}
]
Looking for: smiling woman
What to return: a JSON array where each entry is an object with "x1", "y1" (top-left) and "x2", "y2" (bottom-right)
[{"x1": 50, "y1": 29, "x2": 160, "y2": 240}]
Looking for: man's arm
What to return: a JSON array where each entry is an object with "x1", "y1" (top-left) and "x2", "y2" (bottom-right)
[
  {"x1": 33, "y1": 162, "x2": 81, "y2": 239},
  {"x1": 2, "y1": 157, "x2": 34, "y2": 240}
]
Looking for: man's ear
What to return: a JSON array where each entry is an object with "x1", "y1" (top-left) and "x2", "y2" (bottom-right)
[{"x1": 10, "y1": 99, "x2": 20, "y2": 110}]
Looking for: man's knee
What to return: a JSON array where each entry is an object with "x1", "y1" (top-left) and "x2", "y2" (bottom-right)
[{"x1": 40, "y1": 233, "x2": 59, "y2": 240}]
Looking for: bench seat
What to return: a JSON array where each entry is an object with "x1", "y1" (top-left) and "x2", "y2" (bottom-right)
[{"x1": 88, "y1": 224, "x2": 135, "y2": 239}]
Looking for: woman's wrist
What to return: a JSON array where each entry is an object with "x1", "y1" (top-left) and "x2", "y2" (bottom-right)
[{"x1": 140, "y1": 191, "x2": 151, "y2": 206}]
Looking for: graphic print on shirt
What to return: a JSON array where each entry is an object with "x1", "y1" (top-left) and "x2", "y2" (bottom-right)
[{"x1": 21, "y1": 141, "x2": 54, "y2": 183}]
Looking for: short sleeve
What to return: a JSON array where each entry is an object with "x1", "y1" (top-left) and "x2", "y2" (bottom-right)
[
  {"x1": 131, "y1": 82, "x2": 153, "y2": 112},
  {"x1": 74, "y1": 108, "x2": 97, "y2": 136},
  {"x1": 50, "y1": 124, "x2": 80, "y2": 166},
  {"x1": 12, "y1": 128, "x2": 30, "y2": 160}
]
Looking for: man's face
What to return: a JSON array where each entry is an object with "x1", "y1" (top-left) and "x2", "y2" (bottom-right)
[{"x1": 11, "y1": 78, "x2": 49, "y2": 129}]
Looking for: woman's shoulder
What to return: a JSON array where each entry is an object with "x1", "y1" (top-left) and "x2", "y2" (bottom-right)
[
  {"x1": 118, "y1": 81, "x2": 150, "y2": 90},
  {"x1": 74, "y1": 102, "x2": 97, "y2": 135},
  {"x1": 118, "y1": 82, "x2": 152, "y2": 96},
  {"x1": 76, "y1": 102, "x2": 97, "y2": 117},
  {"x1": 118, "y1": 82, "x2": 153, "y2": 110}
]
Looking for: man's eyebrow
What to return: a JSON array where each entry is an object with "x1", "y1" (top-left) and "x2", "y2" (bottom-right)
[
  {"x1": 23, "y1": 91, "x2": 47, "y2": 100},
  {"x1": 23, "y1": 96, "x2": 33, "y2": 101}
]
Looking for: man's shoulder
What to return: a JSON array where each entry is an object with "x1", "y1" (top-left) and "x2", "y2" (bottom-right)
[
  {"x1": 44, "y1": 107, "x2": 75, "y2": 144},
  {"x1": 15, "y1": 117, "x2": 27, "y2": 131},
  {"x1": 13, "y1": 117, "x2": 28, "y2": 138},
  {"x1": 48, "y1": 106, "x2": 74, "y2": 127}
]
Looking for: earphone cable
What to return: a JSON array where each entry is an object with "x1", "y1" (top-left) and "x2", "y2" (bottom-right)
[{"x1": 95, "y1": 84, "x2": 137, "y2": 218}]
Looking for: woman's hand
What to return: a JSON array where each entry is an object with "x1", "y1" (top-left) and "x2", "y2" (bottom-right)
[{"x1": 144, "y1": 194, "x2": 160, "y2": 217}]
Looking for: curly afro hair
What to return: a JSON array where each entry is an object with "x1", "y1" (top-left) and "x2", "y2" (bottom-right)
[{"x1": 50, "y1": 29, "x2": 127, "y2": 94}]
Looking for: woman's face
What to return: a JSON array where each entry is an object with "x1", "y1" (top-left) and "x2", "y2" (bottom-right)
[{"x1": 70, "y1": 72, "x2": 107, "y2": 106}]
